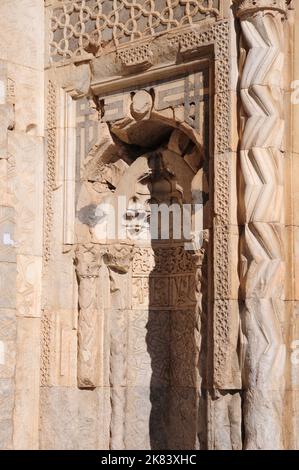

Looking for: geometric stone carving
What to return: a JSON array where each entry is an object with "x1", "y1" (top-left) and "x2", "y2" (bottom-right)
[
  {"x1": 171, "y1": 20, "x2": 237, "y2": 392},
  {"x1": 50, "y1": 1, "x2": 221, "y2": 62},
  {"x1": 38, "y1": 0, "x2": 253, "y2": 447},
  {"x1": 75, "y1": 244, "x2": 103, "y2": 388},
  {"x1": 2, "y1": 0, "x2": 297, "y2": 451},
  {"x1": 117, "y1": 44, "x2": 153, "y2": 72},
  {"x1": 44, "y1": 81, "x2": 57, "y2": 265},
  {"x1": 234, "y1": 0, "x2": 288, "y2": 450},
  {"x1": 234, "y1": 0, "x2": 290, "y2": 16}
]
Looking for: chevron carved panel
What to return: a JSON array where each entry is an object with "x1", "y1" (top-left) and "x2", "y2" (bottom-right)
[{"x1": 234, "y1": 0, "x2": 289, "y2": 450}]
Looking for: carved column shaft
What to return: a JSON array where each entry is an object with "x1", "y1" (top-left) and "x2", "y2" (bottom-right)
[
  {"x1": 234, "y1": 0, "x2": 289, "y2": 449},
  {"x1": 104, "y1": 244, "x2": 134, "y2": 450},
  {"x1": 75, "y1": 245, "x2": 102, "y2": 388}
]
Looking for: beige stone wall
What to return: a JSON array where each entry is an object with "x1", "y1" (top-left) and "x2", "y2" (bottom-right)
[
  {"x1": 0, "y1": 0, "x2": 298, "y2": 450},
  {"x1": 0, "y1": 0, "x2": 44, "y2": 450}
]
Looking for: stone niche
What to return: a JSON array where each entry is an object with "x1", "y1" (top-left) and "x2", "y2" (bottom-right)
[{"x1": 74, "y1": 68, "x2": 210, "y2": 450}]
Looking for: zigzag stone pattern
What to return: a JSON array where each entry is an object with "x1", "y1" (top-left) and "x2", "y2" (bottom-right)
[
  {"x1": 50, "y1": 0, "x2": 221, "y2": 62},
  {"x1": 234, "y1": 0, "x2": 289, "y2": 450}
]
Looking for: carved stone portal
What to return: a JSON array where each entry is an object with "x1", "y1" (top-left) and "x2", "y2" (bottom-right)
[
  {"x1": 74, "y1": 72, "x2": 211, "y2": 449},
  {"x1": 1, "y1": 0, "x2": 298, "y2": 452}
]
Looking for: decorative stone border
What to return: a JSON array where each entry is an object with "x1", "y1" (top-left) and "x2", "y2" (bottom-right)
[{"x1": 44, "y1": 16, "x2": 234, "y2": 395}]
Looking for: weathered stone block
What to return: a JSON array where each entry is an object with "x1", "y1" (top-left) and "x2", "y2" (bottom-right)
[{"x1": 0, "y1": 378, "x2": 14, "y2": 450}]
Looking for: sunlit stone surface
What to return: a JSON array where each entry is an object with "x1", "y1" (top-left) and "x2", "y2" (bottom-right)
[{"x1": 0, "y1": 0, "x2": 298, "y2": 450}]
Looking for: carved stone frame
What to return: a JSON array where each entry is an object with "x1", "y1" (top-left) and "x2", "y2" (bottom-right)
[
  {"x1": 159, "y1": 20, "x2": 234, "y2": 393},
  {"x1": 43, "y1": 18, "x2": 235, "y2": 447}
]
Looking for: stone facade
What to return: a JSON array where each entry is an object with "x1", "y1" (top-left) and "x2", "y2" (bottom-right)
[{"x1": 0, "y1": 0, "x2": 298, "y2": 450}]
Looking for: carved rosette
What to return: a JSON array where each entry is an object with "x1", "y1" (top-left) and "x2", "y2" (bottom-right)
[{"x1": 234, "y1": 0, "x2": 288, "y2": 450}]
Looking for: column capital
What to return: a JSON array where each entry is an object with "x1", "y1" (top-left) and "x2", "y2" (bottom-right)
[{"x1": 233, "y1": 0, "x2": 290, "y2": 17}]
